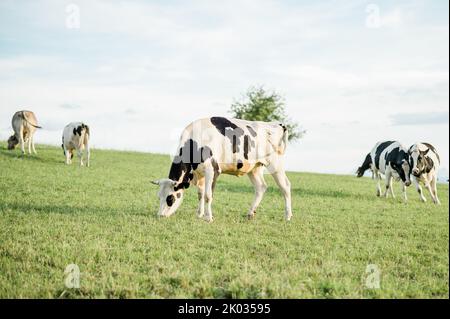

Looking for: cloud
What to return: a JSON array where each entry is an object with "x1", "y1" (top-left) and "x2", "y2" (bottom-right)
[
  {"x1": 60, "y1": 103, "x2": 80, "y2": 110},
  {"x1": 390, "y1": 112, "x2": 449, "y2": 126},
  {"x1": 125, "y1": 108, "x2": 137, "y2": 115}
]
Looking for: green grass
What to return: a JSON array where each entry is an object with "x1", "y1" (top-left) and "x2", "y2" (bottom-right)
[{"x1": 0, "y1": 143, "x2": 448, "y2": 299}]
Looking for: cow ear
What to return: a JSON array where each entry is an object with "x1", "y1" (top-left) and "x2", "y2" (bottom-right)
[
  {"x1": 423, "y1": 149, "x2": 430, "y2": 156},
  {"x1": 151, "y1": 180, "x2": 160, "y2": 186}
]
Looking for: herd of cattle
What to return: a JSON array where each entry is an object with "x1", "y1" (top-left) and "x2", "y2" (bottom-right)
[
  {"x1": 5, "y1": 110, "x2": 441, "y2": 222},
  {"x1": 7, "y1": 111, "x2": 90, "y2": 167}
]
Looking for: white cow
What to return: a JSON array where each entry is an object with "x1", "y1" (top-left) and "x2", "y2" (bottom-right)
[
  {"x1": 62, "y1": 122, "x2": 90, "y2": 167},
  {"x1": 409, "y1": 142, "x2": 441, "y2": 205},
  {"x1": 7, "y1": 110, "x2": 41, "y2": 154},
  {"x1": 152, "y1": 117, "x2": 293, "y2": 222}
]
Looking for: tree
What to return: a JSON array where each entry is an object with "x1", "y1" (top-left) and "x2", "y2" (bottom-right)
[{"x1": 230, "y1": 86, "x2": 304, "y2": 142}]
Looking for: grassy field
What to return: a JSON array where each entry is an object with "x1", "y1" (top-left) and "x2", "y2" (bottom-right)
[{"x1": 0, "y1": 143, "x2": 448, "y2": 299}]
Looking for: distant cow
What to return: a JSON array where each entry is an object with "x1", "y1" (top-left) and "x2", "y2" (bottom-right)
[
  {"x1": 62, "y1": 122, "x2": 90, "y2": 167},
  {"x1": 357, "y1": 141, "x2": 412, "y2": 200},
  {"x1": 7, "y1": 110, "x2": 41, "y2": 154},
  {"x1": 409, "y1": 142, "x2": 441, "y2": 205},
  {"x1": 152, "y1": 117, "x2": 292, "y2": 222}
]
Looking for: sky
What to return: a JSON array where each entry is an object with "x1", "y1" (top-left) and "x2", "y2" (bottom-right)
[{"x1": 0, "y1": 0, "x2": 448, "y2": 179}]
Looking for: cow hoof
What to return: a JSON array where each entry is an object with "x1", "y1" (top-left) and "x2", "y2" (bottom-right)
[
  {"x1": 204, "y1": 216, "x2": 213, "y2": 223},
  {"x1": 247, "y1": 213, "x2": 255, "y2": 220},
  {"x1": 285, "y1": 215, "x2": 292, "y2": 222}
]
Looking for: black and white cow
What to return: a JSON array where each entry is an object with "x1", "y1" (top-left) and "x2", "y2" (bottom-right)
[
  {"x1": 62, "y1": 122, "x2": 90, "y2": 167},
  {"x1": 152, "y1": 117, "x2": 292, "y2": 222},
  {"x1": 409, "y1": 142, "x2": 441, "y2": 205},
  {"x1": 357, "y1": 141, "x2": 412, "y2": 200}
]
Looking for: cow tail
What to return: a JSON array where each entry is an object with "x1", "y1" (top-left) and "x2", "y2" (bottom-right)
[
  {"x1": 83, "y1": 125, "x2": 90, "y2": 146},
  {"x1": 357, "y1": 153, "x2": 372, "y2": 177},
  {"x1": 278, "y1": 125, "x2": 289, "y2": 155},
  {"x1": 83, "y1": 134, "x2": 89, "y2": 147},
  {"x1": 21, "y1": 111, "x2": 42, "y2": 129}
]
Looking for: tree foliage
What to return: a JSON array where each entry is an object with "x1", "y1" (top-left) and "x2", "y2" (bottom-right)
[{"x1": 230, "y1": 86, "x2": 304, "y2": 141}]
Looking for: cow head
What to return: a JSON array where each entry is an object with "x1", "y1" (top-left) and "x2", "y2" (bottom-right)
[
  {"x1": 410, "y1": 147, "x2": 431, "y2": 177},
  {"x1": 152, "y1": 179, "x2": 188, "y2": 217},
  {"x1": 390, "y1": 153, "x2": 412, "y2": 186},
  {"x1": 7, "y1": 135, "x2": 18, "y2": 150}
]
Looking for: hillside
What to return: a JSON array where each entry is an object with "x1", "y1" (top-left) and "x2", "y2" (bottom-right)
[{"x1": 0, "y1": 144, "x2": 448, "y2": 298}]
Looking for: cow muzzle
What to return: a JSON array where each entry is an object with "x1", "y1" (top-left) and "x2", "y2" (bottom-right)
[
  {"x1": 412, "y1": 168, "x2": 420, "y2": 177},
  {"x1": 405, "y1": 180, "x2": 411, "y2": 187}
]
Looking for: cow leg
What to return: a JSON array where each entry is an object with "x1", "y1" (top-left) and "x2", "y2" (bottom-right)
[
  {"x1": 389, "y1": 177, "x2": 396, "y2": 198},
  {"x1": 430, "y1": 176, "x2": 440, "y2": 205},
  {"x1": 77, "y1": 149, "x2": 84, "y2": 166},
  {"x1": 413, "y1": 176, "x2": 427, "y2": 202},
  {"x1": 271, "y1": 170, "x2": 292, "y2": 221},
  {"x1": 402, "y1": 182, "x2": 408, "y2": 202},
  {"x1": 26, "y1": 137, "x2": 32, "y2": 154},
  {"x1": 424, "y1": 182, "x2": 435, "y2": 203},
  {"x1": 65, "y1": 148, "x2": 71, "y2": 165},
  {"x1": 247, "y1": 166, "x2": 267, "y2": 219},
  {"x1": 422, "y1": 175, "x2": 437, "y2": 204},
  {"x1": 204, "y1": 166, "x2": 215, "y2": 222},
  {"x1": 85, "y1": 143, "x2": 90, "y2": 167},
  {"x1": 383, "y1": 171, "x2": 393, "y2": 198},
  {"x1": 196, "y1": 177, "x2": 205, "y2": 218},
  {"x1": 374, "y1": 168, "x2": 382, "y2": 197},
  {"x1": 19, "y1": 128, "x2": 25, "y2": 154},
  {"x1": 31, "y1": 135, "x2": 37, "y2": 154}
]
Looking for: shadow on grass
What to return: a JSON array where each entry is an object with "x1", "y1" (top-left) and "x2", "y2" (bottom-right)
[
  {"x1": 0, "y1": 148, "x2": 61, "y2": 164},
  {"x1": 0, "y1": 201, "x2": 150, "y2": 216},
  {"x1": 218, "y1": 182, "x2": 374, "y2": 201},
  {"x1": 292, "y1": 187, "x2": 376, "y2": 201}
]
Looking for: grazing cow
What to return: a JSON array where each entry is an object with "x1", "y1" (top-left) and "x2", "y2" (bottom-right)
[
  {"x1": 62, "y1": 122, "x2": 90, "y2": 167},
  {"x1": 152, "y1": 117, "x2": 292, "y2": 222},
  {"x1": 7, "y1": 110, "x2": 41, "y2": 154},
  {"x1": 357, "y1": 141, "x2": 412, "y2": 200},
  {"x1": 409, "y1": 142, "x2": 441, "y2": 205}
]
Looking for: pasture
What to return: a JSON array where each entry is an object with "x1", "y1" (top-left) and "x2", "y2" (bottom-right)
[{"x1": 0, "y1": 143, "x2": 448, "y2": 298}]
